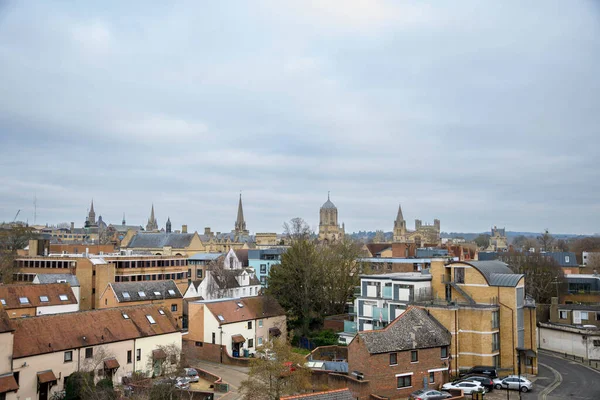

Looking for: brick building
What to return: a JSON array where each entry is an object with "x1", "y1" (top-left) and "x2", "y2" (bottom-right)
[{"x1": 347, "y1": 307, "x2": 451, "y2": 400}]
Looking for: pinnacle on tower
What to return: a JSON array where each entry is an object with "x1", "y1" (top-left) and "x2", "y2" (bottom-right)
[
  {"x1": 234, "y1": 193, "x2": 247, "y2": 234},
  {"x1": 122, "y1": 213, "x2": 126, "y2": 225},
  {"x1": 395, "y1": 204, "x2": 404, "y2": 222}
]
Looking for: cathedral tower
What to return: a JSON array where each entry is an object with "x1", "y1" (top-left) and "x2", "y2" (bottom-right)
[
  {"x1": 146, "y1": 204, "x2": 158, "y2": 231},
  {"x1": 393, "y1": 204, "x2": 407, "y2": 242},
  {"x1": 318, "y1": 193, "x2": 344, "y2": 243}
]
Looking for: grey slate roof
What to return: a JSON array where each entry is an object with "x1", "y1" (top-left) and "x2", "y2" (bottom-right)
[
  {"x1": 356, "y1": 307, "x2": 451, "y2": 354},
  {"x1": 211, "y1": 269, "x2": 260, "y2": 290},
  {"x1": 465, "y1": 261, "x2": 523, "y2": 287},
  {"x1": 543, "y1": 252, "x2": 579, "y2": 267},
  {"x1": 556, "y1": 304, "x2": 600, "y2": 311},
  {"x1": 188, "y1": 253, "x2": 223, "y2": 261},
  {"x1": 321, "y1": 199, "x2": 336, "y2": 209},
  {"x1": 126, "y1": 232, "x2": 195, "y2": 249},
  {"x1": 34, "y1": 274, "x2": 80, "y2": 287},
  {"x1": 110, "y1": 280, "x2": 182, "y2": 302}
]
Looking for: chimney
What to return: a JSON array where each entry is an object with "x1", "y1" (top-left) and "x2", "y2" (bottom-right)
[
  {"x1": 204, "y1": 227, "x2": 211, "y2": 235},
  {"x1": 182, "y1": 225, "x2": 188, "y2": 234},
  {"x1": 70, "y1": 222, "x2": 75, "y2": 232}
]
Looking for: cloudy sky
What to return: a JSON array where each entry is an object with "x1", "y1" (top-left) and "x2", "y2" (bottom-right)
[{"x1": 1, "y1": 1, "x2": 599, "y2": 235}]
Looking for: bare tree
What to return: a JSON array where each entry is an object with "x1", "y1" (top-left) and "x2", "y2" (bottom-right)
[
  {"x1": 537, "y1": 229, "x2": 554, "y2": 252},
  {"x1": 240, "y1": 337, "x2": 312, "y2": 400},
  {"x1": 283, "y1": 217, "x2": 312, "y2": 244},
  {"x1": 205, "y1": 256, "x2": 230, "y2": 299},
  {"x1": 0, "y1": 225, "x2": 37, "y2": 283}
]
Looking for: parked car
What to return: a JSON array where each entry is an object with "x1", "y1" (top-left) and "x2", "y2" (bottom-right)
[
  {"x1": 256, "y1": 349, "x2": 276, "y2": 360},
  {"x1": 441, "y1": 381, "x2": 484, "y2": 394},
  {"x1": 459, "y1": 366, "x2": 498, "y2": 379},
  {"x1": 184, "y1": 368, "x2": 199, "y2": 382},
  {"x1": 176, "y1": 377, "x2": 191, "y2": 390},
  {"x1": 493, "y1": 375, "x2": 533, "y2": 392},
  {"x1": 455, "y1": 375, "x2": 494, "y2": 392},
  {"x1": 409, "y1": 388, "x2": 453, "y2": 399}
]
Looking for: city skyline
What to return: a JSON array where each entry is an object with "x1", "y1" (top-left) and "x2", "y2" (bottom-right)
[{"x1": 1, "y1": 1, "x2": 599, "y2": 234}]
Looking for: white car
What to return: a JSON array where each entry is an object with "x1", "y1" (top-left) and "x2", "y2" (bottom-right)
[
  {"x1": 441, "y1": 380, "x2": 484, "y2": 394},
  {"x1": 493, "y1": 376, "x2": 533, "y2": 392},
  {"x1": 184, "y1": 368, "x2": 199, "y2": 382}
]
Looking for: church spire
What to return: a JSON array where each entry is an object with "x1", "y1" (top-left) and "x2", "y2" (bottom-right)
[
  {"x1": 122, "y1": 213, "x2": 126, "y2": 225},
  {"x1": 395, "y1": 204, "x2": 404, "y2": 222},
  {"x1": 90, "y1": 199, "x2": 95, "y2": 214},
  {"x1": 166, "y1": 216, "x2": 172, "y2": 233},
  {"x1": 146, "y1": 204, "x2": 158, "y2": 231},
  {"x1": 87, "y1": 199, "x2": 96, "y2": 226},
  {"x1": 234, "y1": 193, "x2": 247, "y2": 234}
]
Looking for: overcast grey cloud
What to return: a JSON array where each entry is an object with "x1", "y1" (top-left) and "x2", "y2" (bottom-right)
[{"x1": 1, "y1": 0, "x2": 599, "y2": 234}]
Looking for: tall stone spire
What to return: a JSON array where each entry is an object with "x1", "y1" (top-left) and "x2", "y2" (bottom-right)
[
  {"x1": 88, "y1": 199, "x2": 96, "y2": 225},
  {"x1": 393, "y1": 203, "x2": 407, "y2": 242},
  {"x1": 146, "y1": 204, "x2": 158, "y2": 231},
  {"x1": 166, "y1": 216, "x2": 172, "y2": 233},
  {"x1": 122, "y1": 213, "x2": 126, "y2": 225},
  {"x1": 234, "y1": 193, "x2": 248, "y2": 234}
]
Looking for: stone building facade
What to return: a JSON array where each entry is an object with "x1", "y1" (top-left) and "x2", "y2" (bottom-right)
[
  {"x1": 392, "y1": 204, "x2": 440, "y2": 246},
  {"x1": 318, "y1": 193, "x2": 345, "y2": 244}
]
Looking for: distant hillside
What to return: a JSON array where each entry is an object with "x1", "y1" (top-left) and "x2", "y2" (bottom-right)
[{"x1": 349, "y1": 230, "x2": 594, "y2": 243}]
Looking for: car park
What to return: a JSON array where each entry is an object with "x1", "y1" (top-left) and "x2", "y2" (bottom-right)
[
  {"x1": 442, "y1": 381, "x2": 484, "y2": 394},
  {"x1": 493, "y1": 375, "x2": 533, "y2": 392},
  {"x1": 409, "y1": 388, "x2": 453, "y2": 399}
]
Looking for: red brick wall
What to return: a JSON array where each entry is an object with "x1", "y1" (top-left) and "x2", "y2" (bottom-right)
[
  {"x1": 183, "y1": 339, "x2": 250, "y2": 367},
  {"x1": 348, "y1": 337, "x2": 449, "y2": 399}
]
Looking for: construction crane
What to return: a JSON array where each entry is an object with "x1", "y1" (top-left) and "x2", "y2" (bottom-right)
[{"x1": 13, "y1": 209, "x2": 20, "y2": 222}]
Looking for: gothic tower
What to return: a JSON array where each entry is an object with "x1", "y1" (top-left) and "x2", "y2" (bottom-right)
[
  {"x1": 318, "y1": 193, "x2": 343, "y2": 243},
  {"x1": 166, "y1": 217, "x2": 172, "y2": 233},
  {"x1": 85, "y1": 199, "x2": 97, "y2": 228},
  {"x1": 233, "y1": 194, "x2": 249, "y2": 235},
  {"x1": 393, "y1": 204, "x2": 407, "y2": 242},
  {"x1": 146, "y1": 204, "x2": 158, "y2": 231}
]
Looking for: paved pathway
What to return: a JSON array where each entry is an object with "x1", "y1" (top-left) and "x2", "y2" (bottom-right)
[
  {"x1": 193, "y1": 360, "x2": 250, "y2": 400},
  {"x1": 538, "y1": 350, "x2": 600, "y2": 400}
]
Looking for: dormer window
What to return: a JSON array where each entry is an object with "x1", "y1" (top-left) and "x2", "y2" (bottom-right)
[
  {"x1": 39, "y1": 296, "x2": 49, "y2": 302},
  {"x1": 237, "y1": 302, "x2": 244, "y2": 308},
  {"x1": 217, "y1": 315, "x2": 225, "y2": 322},
  {"x1": 19, "y1": 297, "x2": 29, "y2": 304}
]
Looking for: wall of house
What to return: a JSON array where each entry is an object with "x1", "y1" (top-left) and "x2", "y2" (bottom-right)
[
  {"x1": 11, "y1": 340, "x2": 136, "y2": 400},
  {"x1": 0, "y1": 331, "x2": 13, "y2": 372},
  {"x1": 348, "y1": 337, "x2": 449, "y2": 399},
  {"x1": 255, "y1": 315, "x2": 287, "y2": 348},
  {"x1": 219, "y1": 320, "x2": 256, "y2": 356},
  {"x1": 187, "y1": 302, "x2": 206, "y2": 343},
  {"x1": 134, "y1": 332, "x2": 182, "y2": 376},
  {"x1": 36, "y1": 301, "x2": 80, "y2": 316}
]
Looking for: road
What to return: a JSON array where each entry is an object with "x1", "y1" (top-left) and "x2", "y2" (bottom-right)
[
  {"x1": 193, "y1": 360, "x2": 250, "y2": 399},
  {"x1": 538, "y1": 351, "x2": 600, "y2": 400}
]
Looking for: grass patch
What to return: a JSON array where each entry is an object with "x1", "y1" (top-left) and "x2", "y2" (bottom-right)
[{"x1": 292, "y1": 347, "x2": 311, "y2": 355}]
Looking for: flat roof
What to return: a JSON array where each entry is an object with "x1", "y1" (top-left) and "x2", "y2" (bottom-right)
[
  {"x1": 358, "y1": 257, "x2": 452, "y2": 263},
  {"x1": 360, "y1": 272, "x2": 432, "y2": 281}
]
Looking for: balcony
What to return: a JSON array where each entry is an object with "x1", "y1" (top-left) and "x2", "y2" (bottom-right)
[
  {"x1": 372, "y1": 307, "x2": 389, "y2": 323},
  {"x1": 382, "y1": 286, "x2": 393, "y2": 299},
  {"x1": 343, "y1": 320, "x2": 357, "y2": 334}
]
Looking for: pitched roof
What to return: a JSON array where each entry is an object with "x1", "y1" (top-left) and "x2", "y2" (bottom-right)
[
  {"x1": 203, "y1": 296, "x2": 285, "y2": 324},
  {"x1": 126, "y1": 232, "x2": 195, "y2": 249},
  {"x1": 366, "y1": 243, "x2": 392, "y2": 256},
  {"x1": 211, "y1": 269, "x2": 260, "y2": 290},
  {"x1": 188, "y1": 253, "x2": 223, "y2": 261},
  {"x1": 34, "y1": 274, "x2": 80, "y2": 287},
  {"x1": 234, "y1": 249, "x2": 249, "y2": 267},
  {"x1": 543, "y1": 252, "x2": 579, "y2": 267},
  {"x1": 356, "y1": 307, "x2": 451, "y2": 354},
  {"x1": 109, "y1": 280, "x2": 182, "y2": 302},
  {"x1": 0, "y1": 283, "x2": 77, "y2": 309},
  {"x1": 11, "y1": 304, "x2": 179, "y2": 358},
  {"x1": 282, "y1": 389, "x2": 354, "y2": 400},
  {"x1": 463, "y1": 261, "x2": 524, "y2": 287}
]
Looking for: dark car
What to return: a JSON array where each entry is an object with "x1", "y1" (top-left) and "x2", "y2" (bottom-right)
[
  {"x1": 460, "y1": 366, "x2": 498, "y2": 379},
  {"x1": 408, "y1": 389, "x2": 453, "y2": 400},
  {"x1": 456, "y1": 375, "x2": 494, "y2": 392}
]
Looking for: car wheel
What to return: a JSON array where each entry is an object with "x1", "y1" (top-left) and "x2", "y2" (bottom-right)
[
  {"x1": 521, "y1": 387, "x2": 529, "y2": 392},
  {"x1": 484, "y1": 387, "x2": 490, "y2": 393},
  {"x1": 494, "y1": 384, "x2": 502, "y2": 389}
]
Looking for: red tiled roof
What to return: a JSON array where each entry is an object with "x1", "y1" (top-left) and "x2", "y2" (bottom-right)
[
  {"x1": 37, "y1": 370, "x2": 57, "y2": 384},
  {"x1": 104, "y1": 358, "x2": 120, "y2": 369},
  {"x1": 0, "y1": 283, "x2": 76, "y2": 309},
  {"x1": 204, "y1": 296, "x2": 285, "y2": 325},
  {"x1": 12, "y1": 304, "x2": 179, "y2": 358},
  {"x1": 0, "y1": 374, "x2": 18, "y2": 393}
]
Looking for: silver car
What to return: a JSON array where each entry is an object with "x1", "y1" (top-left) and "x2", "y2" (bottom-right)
[{"x1": 493, "y1": 375, "x2": 533, "y2": 392}]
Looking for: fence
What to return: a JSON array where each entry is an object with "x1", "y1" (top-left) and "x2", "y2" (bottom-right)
[{"x1": 559, "y1": 352, "x2": 600, "y2": 371}]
